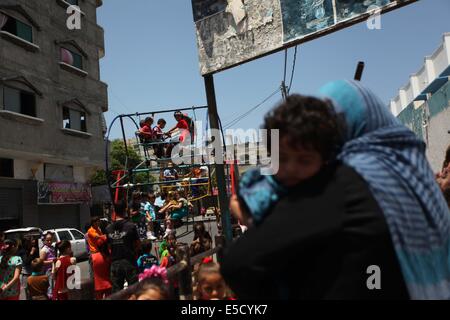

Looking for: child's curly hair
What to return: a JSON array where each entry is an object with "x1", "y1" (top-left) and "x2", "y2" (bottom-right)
[
  {"x1": 131, "y1": 277, "x2": 172, "y2": 300},
  {"x1": 263, "y1": 94, "x2": 345, "y2": 162}
]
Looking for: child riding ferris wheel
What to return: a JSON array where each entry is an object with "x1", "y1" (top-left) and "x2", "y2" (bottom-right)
[{"x1": 104, "y1": 105, "x2": 238, "y2": 219}]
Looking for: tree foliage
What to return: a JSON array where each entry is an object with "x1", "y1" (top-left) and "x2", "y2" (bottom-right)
[{"x1": 90, "y1": 139, "x2": 155, "y2": 186}]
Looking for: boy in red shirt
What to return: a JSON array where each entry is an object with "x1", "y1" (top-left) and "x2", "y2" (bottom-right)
[
  {"x1": 138, "y1": 117, "x2": 154, "y2": 143},
  {"x1": 53, "y1": 241, "x2": 77, "y2": 300}
]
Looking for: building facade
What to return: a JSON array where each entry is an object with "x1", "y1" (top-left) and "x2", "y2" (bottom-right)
[
  {"x1": 391, "y1": 33, "x2": 450, "y2": 172},
  {"x1": 0, "y1": 0, "x2": 108, "y2": 230}
]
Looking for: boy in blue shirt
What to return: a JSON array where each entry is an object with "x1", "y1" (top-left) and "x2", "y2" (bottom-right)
[{"x1": 137, "y1": 240, "x2": 159, "y2": 273}]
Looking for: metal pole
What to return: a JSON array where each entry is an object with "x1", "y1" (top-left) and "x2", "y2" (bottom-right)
[
  {"x1": 354, "y1": 61, "x2": 365, "y2": 81},
  {"x1": 119, "y1": 116, "x2": 130, "y2": 161},
  {"x1": 203, "y1": 74, "x2": 233, "y2": 245}
]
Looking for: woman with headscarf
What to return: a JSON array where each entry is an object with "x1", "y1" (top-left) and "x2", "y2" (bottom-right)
[
  {"x1": 222, "y1": 81, "x2": 450, "y2": 300},
  {"x1": 319, "y1": 80, "x2": 450, "y2": 299}
]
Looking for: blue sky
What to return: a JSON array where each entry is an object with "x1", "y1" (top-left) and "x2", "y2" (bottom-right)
[{"x1": 98, "y1": 0, "x2": 450, "y2": 140}]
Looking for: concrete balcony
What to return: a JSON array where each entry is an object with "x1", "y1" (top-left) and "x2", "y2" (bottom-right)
[{"x1": 391, "y1": 33, "x2": 450, "y2": 116}]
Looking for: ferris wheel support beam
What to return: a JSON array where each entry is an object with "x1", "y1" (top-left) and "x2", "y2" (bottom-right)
[{"x1": 204, "y1": 74, "x2": 233, "y2": 246}]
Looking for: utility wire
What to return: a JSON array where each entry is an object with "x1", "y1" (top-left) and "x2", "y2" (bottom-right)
[
  {"x1": 288, "y1": 46, "x2": 298, "y2": 95},
  {"x1": 110, "y1": 91, "x2": 132, "y2": 115},
  {"x1": 223, "y1": 87, "x2": 281, "y2": 129},
  {"x1": 281, "y1": 49, "x2": 288, "y2": 100}
]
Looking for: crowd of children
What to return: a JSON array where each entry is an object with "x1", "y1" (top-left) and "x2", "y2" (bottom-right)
[
  {"x1": 125, "y1": 190, "x2": 193, "y2": 242},
  {"x1": 0, "y1": 220, "x2": 229, "y2": 301},
  {"x1": 0, "y1": 233, "x2": 78, "y2": 301},
  {"x1": 126, "y1": 255, "x2": 233, "y2": 301}
]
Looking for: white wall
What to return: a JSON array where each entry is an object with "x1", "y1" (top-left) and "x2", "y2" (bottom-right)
[
  {"x1": 426, "y1": 107, "x2": 450, "y2": 172},
  {"x1": 14, "y1": 159, "x2": 30, "y2": 180},
  {"x1": 73, "y1": 166, "x2": 87, "y2": 183}
]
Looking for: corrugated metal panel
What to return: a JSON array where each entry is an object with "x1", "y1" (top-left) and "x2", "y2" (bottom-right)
[
  {"x1": 0, "y1": 188, "x2": 21, "y2": 221},
  {"x1": 38, "y1": 205, "x2": 79, "y2": 230}
]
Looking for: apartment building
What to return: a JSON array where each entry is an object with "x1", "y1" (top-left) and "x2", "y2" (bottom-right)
[
  {"x1": 391, "y1": 33, "x2": 450, "y2": 172},
  {"x1": 0, "y1": 0, "x2": 108, "y2": 230}
]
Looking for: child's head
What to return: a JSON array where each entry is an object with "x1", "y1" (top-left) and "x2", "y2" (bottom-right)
[
  {"x1": 148, "y1": 192, "x2": 156, "y2": 204},
  {"x1": 165, "y1": 218, "x2": 173, "y2": 230},
  {"x1": 56, "y1": 240, "x2": 72, "y2": 256},
  {"x1": 264, "y1": 94, "x2": 344, "y2": 187},
  {"x1": 178, "y1": 190, "x2": 187, "y2": 200},
  {"x1": 141, "y1": 239, "x2": 153, "y2": 255},
  {"x1": 196, "y1": 259, "x2": 226, "y2": 300},
  {"x1": 31, "y1": 238, "x2": 39, "y2": 249},
  {"x1": 91, "y1": 216, "x2": 101, "y2": 229},
  {"x1": 129, "y1": 277, "x2": 171, "y2": 300},
  {"x1": 0, "y1": 239, "x2": 18, "y2": 270},
  {"x1": 144, "y1": 116, "x2": 154, "y2": 126},
  {"x1": 194, "y1": 222, "x2": 206, "y2": 237},
  {"x1": 43, "y1": 232, "x2": 54, "y2": 247},
  {"x1": 114, "y1": 200, "x2": 128, "y2": 218},
  {"x1": 166, "y1": 233, "x2": 177, "y2": 248},
  {"x1": 133, "y1": 190, "x2": 142, "y2": 200},
  {"x1": 140, "y1": 192, "x2": 148, "y2": 202},
  {"x1": 167, "y1": 191, "x2": 175, "y2": 201},
  {"x1": 139, "y1": 119, "x2": 145, "y2": 128},
  {"x1": 31, "y1": 258, "x2": 44, "y2": 273},
  {"x1": 174, "y1": 111, "x2": 182, "y2": 122},
  {"x1": 157, "y1": 119, "x2": 166, "y2": 129}
]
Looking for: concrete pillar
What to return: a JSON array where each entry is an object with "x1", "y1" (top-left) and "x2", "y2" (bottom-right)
[
  {"x1": 399, "y1": 89, "x2": 408, "y2": 110},
  {"x1": 425, "y1": 57, "x2": 436, "y2": 82},
  {"x1": 390, "y1": 100, "x2": 397, "y2": 116},
  {"x1": 410, "y1": 75, "x2": 421, "y2": 98},
  {"x1": 443, "y1": 33, "x2": 450, "y2": 65}
]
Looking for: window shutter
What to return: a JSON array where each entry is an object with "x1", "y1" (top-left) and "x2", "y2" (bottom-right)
[
  {"x1": 70, "y1": 109, "x2": 81, "y2": 131},
  {"x1": 4, "y1": 87, "x2": 21, "y2": 113},
  {"x1": 15, "y1": 19, "x2": 32, "y2": 42},
  {"x1": 72, "y1": 52, "x2": 83, "y2": 69}
]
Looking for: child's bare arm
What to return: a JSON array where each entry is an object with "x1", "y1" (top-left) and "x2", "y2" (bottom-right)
[{"x1": 230, "y1": 195, "x2": 253, "y2": 228}]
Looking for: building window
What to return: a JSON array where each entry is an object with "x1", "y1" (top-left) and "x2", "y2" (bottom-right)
[
  {"x1": 0, "y1": 158, "x2": 14, "y2": 178},
  {"x1": 0, "y1": 13, "x2": 33, "y2": 43},
  {"x1": 3, "y1": 86, "x2": 36, "y2": 117},
  {"x1": 61, "y1": 47, "x2": 83, "y2": 70},
  {"x1": 63, "y1": 107, "x2": 87, "y2": 132}
]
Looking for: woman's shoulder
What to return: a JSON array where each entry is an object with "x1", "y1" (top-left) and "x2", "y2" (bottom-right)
[
  {"x1": 333, "y1": 163, "x2": 379, "y2": 201},
  {"x1": 333, "y1": 162, "x2": 385, "y2": 223}
]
